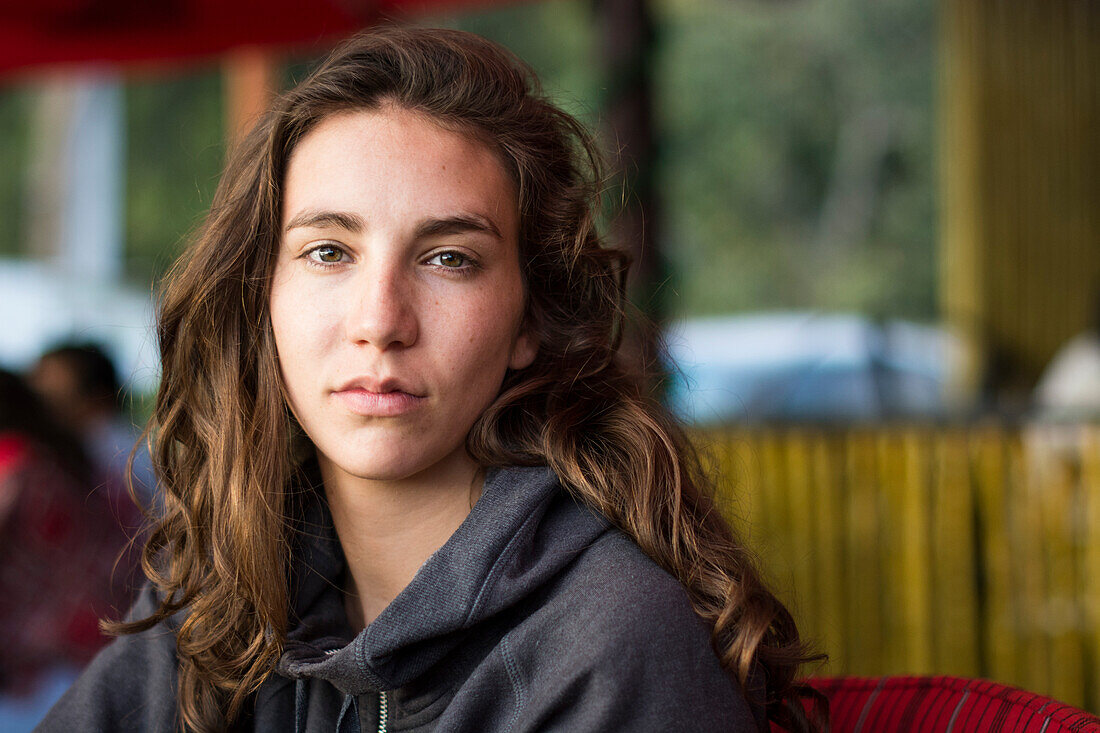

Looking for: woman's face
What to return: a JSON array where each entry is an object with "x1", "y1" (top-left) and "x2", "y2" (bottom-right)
[{"x1": 270, "y1": 106, "x2": 536, "y2": 485}]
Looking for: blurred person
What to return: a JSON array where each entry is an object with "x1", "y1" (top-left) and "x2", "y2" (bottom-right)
[
  {"x1": 0, "y1": 370, "x2": 137, "y2": 728},
  {"x1": 40, "y1": 27, "x2": 823, "y2": 733},
  {"x1": 1034, "y1": 298, "x2": 1100, "y2": 420},
  {"x1": 1025, "y1": 298, "x2": 1100, "y2": 467},
  {"x1": 29, "y1": 343, "x2": 155, "y2": 506}
]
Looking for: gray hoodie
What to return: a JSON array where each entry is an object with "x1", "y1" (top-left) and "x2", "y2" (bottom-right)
[{"x1": 38, "y1": 466, "x2": 765, "y2": 732}]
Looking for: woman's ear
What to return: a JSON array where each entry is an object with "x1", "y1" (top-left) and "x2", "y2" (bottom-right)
[{"x1": 509, "y1": 330, "x2": 538, "y2": 370}]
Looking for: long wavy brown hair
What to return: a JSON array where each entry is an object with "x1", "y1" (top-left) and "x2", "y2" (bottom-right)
[{"x1": 111, "y1": 25, "x2": 826, "y2": 732}]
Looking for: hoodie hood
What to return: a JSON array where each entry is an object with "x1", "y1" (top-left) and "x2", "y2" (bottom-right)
[{"x1": 277, "y1": 465, "x2": 610, "y2": 695}]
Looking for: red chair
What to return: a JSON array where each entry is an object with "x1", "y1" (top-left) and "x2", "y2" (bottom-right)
[{"x1": 789, "y1": 676, "x2": 1100, "y2": 732}]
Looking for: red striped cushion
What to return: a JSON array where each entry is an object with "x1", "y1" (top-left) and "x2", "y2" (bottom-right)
[{"x1": 775, "y1": 676, "x2": 1100, "y2": 732}]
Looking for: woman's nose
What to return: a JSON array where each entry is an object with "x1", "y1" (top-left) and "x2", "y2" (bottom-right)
[{"x1": 345, "y1": 267, "x2": 418, "y2": 350}]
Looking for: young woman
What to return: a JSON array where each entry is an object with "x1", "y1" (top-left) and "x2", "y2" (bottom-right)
[{"x1": 41, "y1": 26, "x2": 823, "y2": 733}]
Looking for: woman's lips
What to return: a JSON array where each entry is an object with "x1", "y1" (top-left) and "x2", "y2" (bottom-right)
[{"x1": 332, "y1": 388, "x2": 425, "y2": 417}]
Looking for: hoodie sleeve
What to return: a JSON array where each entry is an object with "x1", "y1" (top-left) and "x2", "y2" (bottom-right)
[
  {"x1": 506, "y1": 534, "x2": 765, "y2": 733},
  {"x1": 35, "y1": 584, "x2": 180, "y2": 733}
]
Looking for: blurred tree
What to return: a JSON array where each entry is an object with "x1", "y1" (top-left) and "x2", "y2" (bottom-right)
[
  {"x1": 444, "y1": 0, "x2": 600, "y2": 122},
  {"x1": 124, "y1": 68, "x2": 224, "y2": 285},
  {"x1": 655, "y1": 0, "x2": 936, "y2": 319}
]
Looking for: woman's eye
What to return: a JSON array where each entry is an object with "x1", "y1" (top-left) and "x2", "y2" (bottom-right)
[
  {"x1": 430, "y1": 251, "x2": 468, "y2": 268},
  {"x1": 307, "y1": 245, "x2": 346, "y2": 265}
]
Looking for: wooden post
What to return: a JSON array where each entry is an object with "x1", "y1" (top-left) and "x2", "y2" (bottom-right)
[
  {"x1": 595, "y1": 0, "x2": 665, "y2": 386},
  {"x1": 224, "y1": 46, "x2": 279, "y2": 147}
]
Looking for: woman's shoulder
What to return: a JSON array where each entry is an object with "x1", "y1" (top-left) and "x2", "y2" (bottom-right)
[
  {"x1": 526, "y1": 528, "x2": 724, "y2": 676},
  {"x1": 553, "y1": 529, "x2": 702, "y2": 628},
  {"x1": 521, "y1": 482, "x2": 708, "y2": 637},
  {"x1": 499, "y1": 528, "x2": 762, "y2": 731}
]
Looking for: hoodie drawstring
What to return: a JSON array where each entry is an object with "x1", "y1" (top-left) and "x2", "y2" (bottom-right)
[
  {"x1": 336, "y1": 693, "x2": 361, "y2": 733},
  {"x1": 295, "y1": 679, "x2": 362, "y2": 733},
  {"x1": 295, "y1": 678, "x2": 308, "y2": 733}
]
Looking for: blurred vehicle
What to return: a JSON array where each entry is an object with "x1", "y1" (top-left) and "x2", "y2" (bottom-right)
[{"x1": 664, "y1": 311, "x2": 964, "y2": 424}]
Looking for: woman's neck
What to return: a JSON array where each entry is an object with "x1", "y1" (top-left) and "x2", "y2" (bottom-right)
[{"x1": 318, "y1": 450, "x2": 483, "y2": 631}]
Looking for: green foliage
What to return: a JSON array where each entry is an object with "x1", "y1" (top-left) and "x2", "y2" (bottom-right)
[
  {"x1": 438, "y1": 0, "x2": 601, "y2": 125},
  {"x1": 124, "y1": 67, "x2": 224, "y2": 285},
  {"x1": 654, "y1": 0, "x2": 937, "y2": 319},
  {"x1": 0, "y1": 86, "x2": 32, "y2": 256}
]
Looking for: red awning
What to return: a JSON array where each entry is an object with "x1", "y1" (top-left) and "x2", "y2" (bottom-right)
[{"x1": 0, "y1": 0, "x2": 491, "y2": 77}]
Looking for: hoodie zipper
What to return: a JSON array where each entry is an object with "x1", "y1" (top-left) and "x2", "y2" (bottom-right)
[{"x1": 377, "y1": 691, "x2": 389, "y2": 733}]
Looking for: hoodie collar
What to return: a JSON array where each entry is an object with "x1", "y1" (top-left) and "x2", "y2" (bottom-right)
[{"x1": 278, "y1": 464, "x2": 609, "y2": 694}]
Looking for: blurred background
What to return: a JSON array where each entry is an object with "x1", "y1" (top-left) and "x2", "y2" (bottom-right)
[{"x1": 1, "y1": 0, "x2": 1099, "y2": 727}]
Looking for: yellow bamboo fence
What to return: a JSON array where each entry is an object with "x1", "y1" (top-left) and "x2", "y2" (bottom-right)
[{"x1": 707, "y1": 423, "x2": 1100, "y2": 712}]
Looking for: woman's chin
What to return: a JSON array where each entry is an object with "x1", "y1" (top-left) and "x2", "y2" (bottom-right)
[
  {"x1": 316, "y1": 443, "x2": 473, "y2": 486},
  {"x1": 326, "y1": 456, "x2": 423, "y2": 483}
]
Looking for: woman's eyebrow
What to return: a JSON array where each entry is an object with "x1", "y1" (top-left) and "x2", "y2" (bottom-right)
[
  {"x1": 415, "y1": 213, "x2": 503, "y2": 240},
  {"x1": 284, "y1": 210, "x2": 504, "y2": 239},
  {"x1": 284, "y1": 210, "x2": 365, "y2": 233}
]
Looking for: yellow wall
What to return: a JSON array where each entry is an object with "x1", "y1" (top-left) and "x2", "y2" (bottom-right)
[{"x1": 940, "y1": 0, "x2": 1100, "y2": 397}]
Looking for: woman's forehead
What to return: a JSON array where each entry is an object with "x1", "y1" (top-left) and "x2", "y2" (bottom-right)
[{"x1": 281, "y1": 107, "x2": 519, "y2": 239}]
